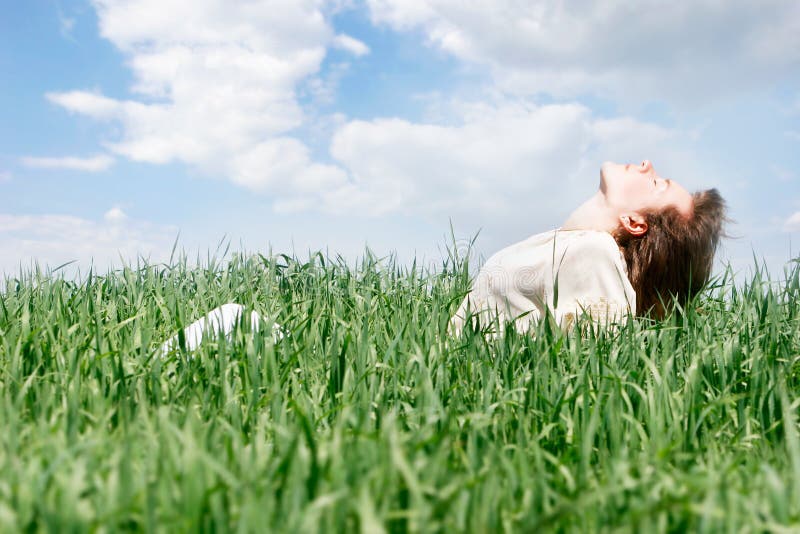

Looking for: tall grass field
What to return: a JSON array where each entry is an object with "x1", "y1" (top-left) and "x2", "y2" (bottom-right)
[{"x1": 1, "y1": 249, "x2": 799, "y2": 532}]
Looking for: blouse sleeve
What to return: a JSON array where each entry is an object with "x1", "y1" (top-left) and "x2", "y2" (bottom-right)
[
  {"x1": 447, "y1": 294, "x2": 469, "y2": 337},
  {"x1": 447, "y1": 271, "x2": 492, "y2": 337}
]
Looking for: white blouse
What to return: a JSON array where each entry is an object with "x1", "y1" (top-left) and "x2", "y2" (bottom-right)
[{"x1": 448, "y1": 229, "x2": 636, "y2": 335}]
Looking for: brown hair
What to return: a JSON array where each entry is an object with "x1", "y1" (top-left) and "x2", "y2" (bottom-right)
[{"x1": 613, "y1": 189, "x2": 727, "y2": 318}]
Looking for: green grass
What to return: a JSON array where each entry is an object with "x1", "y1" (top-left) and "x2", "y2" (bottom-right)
[{"x1": 1, "y1": 249, "x2": 800, "y2": 532}]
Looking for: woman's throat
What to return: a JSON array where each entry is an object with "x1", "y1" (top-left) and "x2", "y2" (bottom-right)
[{"x1": 561, "y1": 192, "x2": 618, "y2": 234}]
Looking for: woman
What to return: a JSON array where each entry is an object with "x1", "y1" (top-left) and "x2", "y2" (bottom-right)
[
  {"x1": 448, "y1": 160, "x2": 726, "y2": 335},
  {"x1": 161, "y1": 160, "x2": 726, "y2": 353}
]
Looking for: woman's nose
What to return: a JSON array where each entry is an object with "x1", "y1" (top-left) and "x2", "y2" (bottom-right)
[{"x1": 640, "y1": 160, "x2": 652, "y2": 172}]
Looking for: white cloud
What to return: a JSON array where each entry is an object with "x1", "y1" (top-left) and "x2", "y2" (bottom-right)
[
  {"x1": 44, "y1": 0, "x2": 724, "y2": 226},
  {"x1": 328, "y1": 99, "x2": 704, "y2": 223},
  {"x1": 304, "y1": 62, "x2": 351, "y2": 107},
  {"x1": 784, "y1": 212, "x2": 800, "y2": 232},
  {"x1": 0, "y1": 171, "x2": 11, "y2": 183},
  {"x1": 21, "y1": 154, "x2": 115, "y2": 172},
  {"x1": 332, "y1": 34, "x2": 370, "y2": 56},
  {"x1": 367, "y1": 0, "x2": 800, "y2": 104},
  {"x1": 230, "y1": 137, "x2": 348, "y2": 195},
  {"x1": 103, "y1": 206, "x2": 128, "y2": 223},
  {"x1": 0, "y1": 210, "x2": 178, "y2": 276},
  {"x1": 46, "y1": 91, "x2": 121, "y2": 119},
  {"x1": 47, "y1": 0, "x2": 360, "y2": 207}
]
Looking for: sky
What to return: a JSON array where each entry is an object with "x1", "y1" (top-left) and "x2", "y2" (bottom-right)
[{"x1": 1, "y1": 0, "x2": 799, "y2": 280}]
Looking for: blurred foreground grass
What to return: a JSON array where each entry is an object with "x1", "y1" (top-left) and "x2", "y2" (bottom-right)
[{"x1": 1, "y1": 250, "x2": 800, "y2": 532}]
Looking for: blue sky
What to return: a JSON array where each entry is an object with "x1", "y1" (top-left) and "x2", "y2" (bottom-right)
[{"x1": 1, "y1": 0, "x2": 799, "y2": 278}]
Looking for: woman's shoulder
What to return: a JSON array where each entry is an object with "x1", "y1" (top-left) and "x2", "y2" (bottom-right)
[
  {"x1": 555, "y1": 229, "x2": 620, "y2": 256},
  {"x1": 481, "y1": 228, "x2": 623, "y2": 274},
  {"x1": 554, "y1": 229, "x2": 628, "y2": 276},
  {"x1": 484, "y1": 229, "x2": 558, "y2": 262}
]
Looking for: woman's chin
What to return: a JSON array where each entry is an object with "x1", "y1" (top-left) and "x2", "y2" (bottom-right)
[
  {"x1": 599, "y1": 163, "x2": 613, "y2": 193},
  {"x1": 600, "y1": 161, "x2": 618, "y2": 174}
]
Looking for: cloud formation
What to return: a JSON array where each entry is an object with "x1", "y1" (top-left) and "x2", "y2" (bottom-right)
[
  {"x1": 332, "y1": 34, "x2": 370, "y2": 56},
  {"x1": 21, "y1": 154, "x2": 115, "y2": 172},
  {"x1": 367, "y1": 0, "x2": 800, "y2": 104},
  {"x1": 103, "y1": 206, "x2": 128, "y2": 223},
  {"x1": 47, "y1": 0, "x2": 356, "y2": 206},
  {"x1": 39, "y1": 0, "x2": 775, "y2": 230},
  {"x1": 329, "y1": 99, "x2": 701, "y2": 226},
  {"x1": 44, "y1": 0, "x2": 700, "y2": 221},
  {"x1": 784, "y1": 212, "x2": 800, "y2": 233},
  {"x1": 0, "y1": 210, "x2": 178, "y2": 275}
]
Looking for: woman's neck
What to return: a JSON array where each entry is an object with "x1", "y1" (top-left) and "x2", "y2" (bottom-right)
[{"x1": 562, "y1": 192, "x2": 619, "y2": 233}]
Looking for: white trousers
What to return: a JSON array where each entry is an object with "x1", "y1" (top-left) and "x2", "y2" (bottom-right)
[{"x1": 159, "y1": 303, "x2": 282, "y2": 356}]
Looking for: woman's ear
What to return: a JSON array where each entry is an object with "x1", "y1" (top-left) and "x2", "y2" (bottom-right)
[{"x1": 619, "y1": 213, "x2": 648, "y2": 236}]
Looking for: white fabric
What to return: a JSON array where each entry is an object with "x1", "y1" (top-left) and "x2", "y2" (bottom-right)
[
  {"x1": 449, "y1": 229, "x2": 636, "y2": 335},
  {"x1": 159, "y1": 303, "x2": 282, "y2": 356}
]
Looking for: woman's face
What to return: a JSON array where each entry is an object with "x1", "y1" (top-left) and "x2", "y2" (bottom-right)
[{"x1": 600, "y1": 160, "x2": 693, "y2": 217}]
